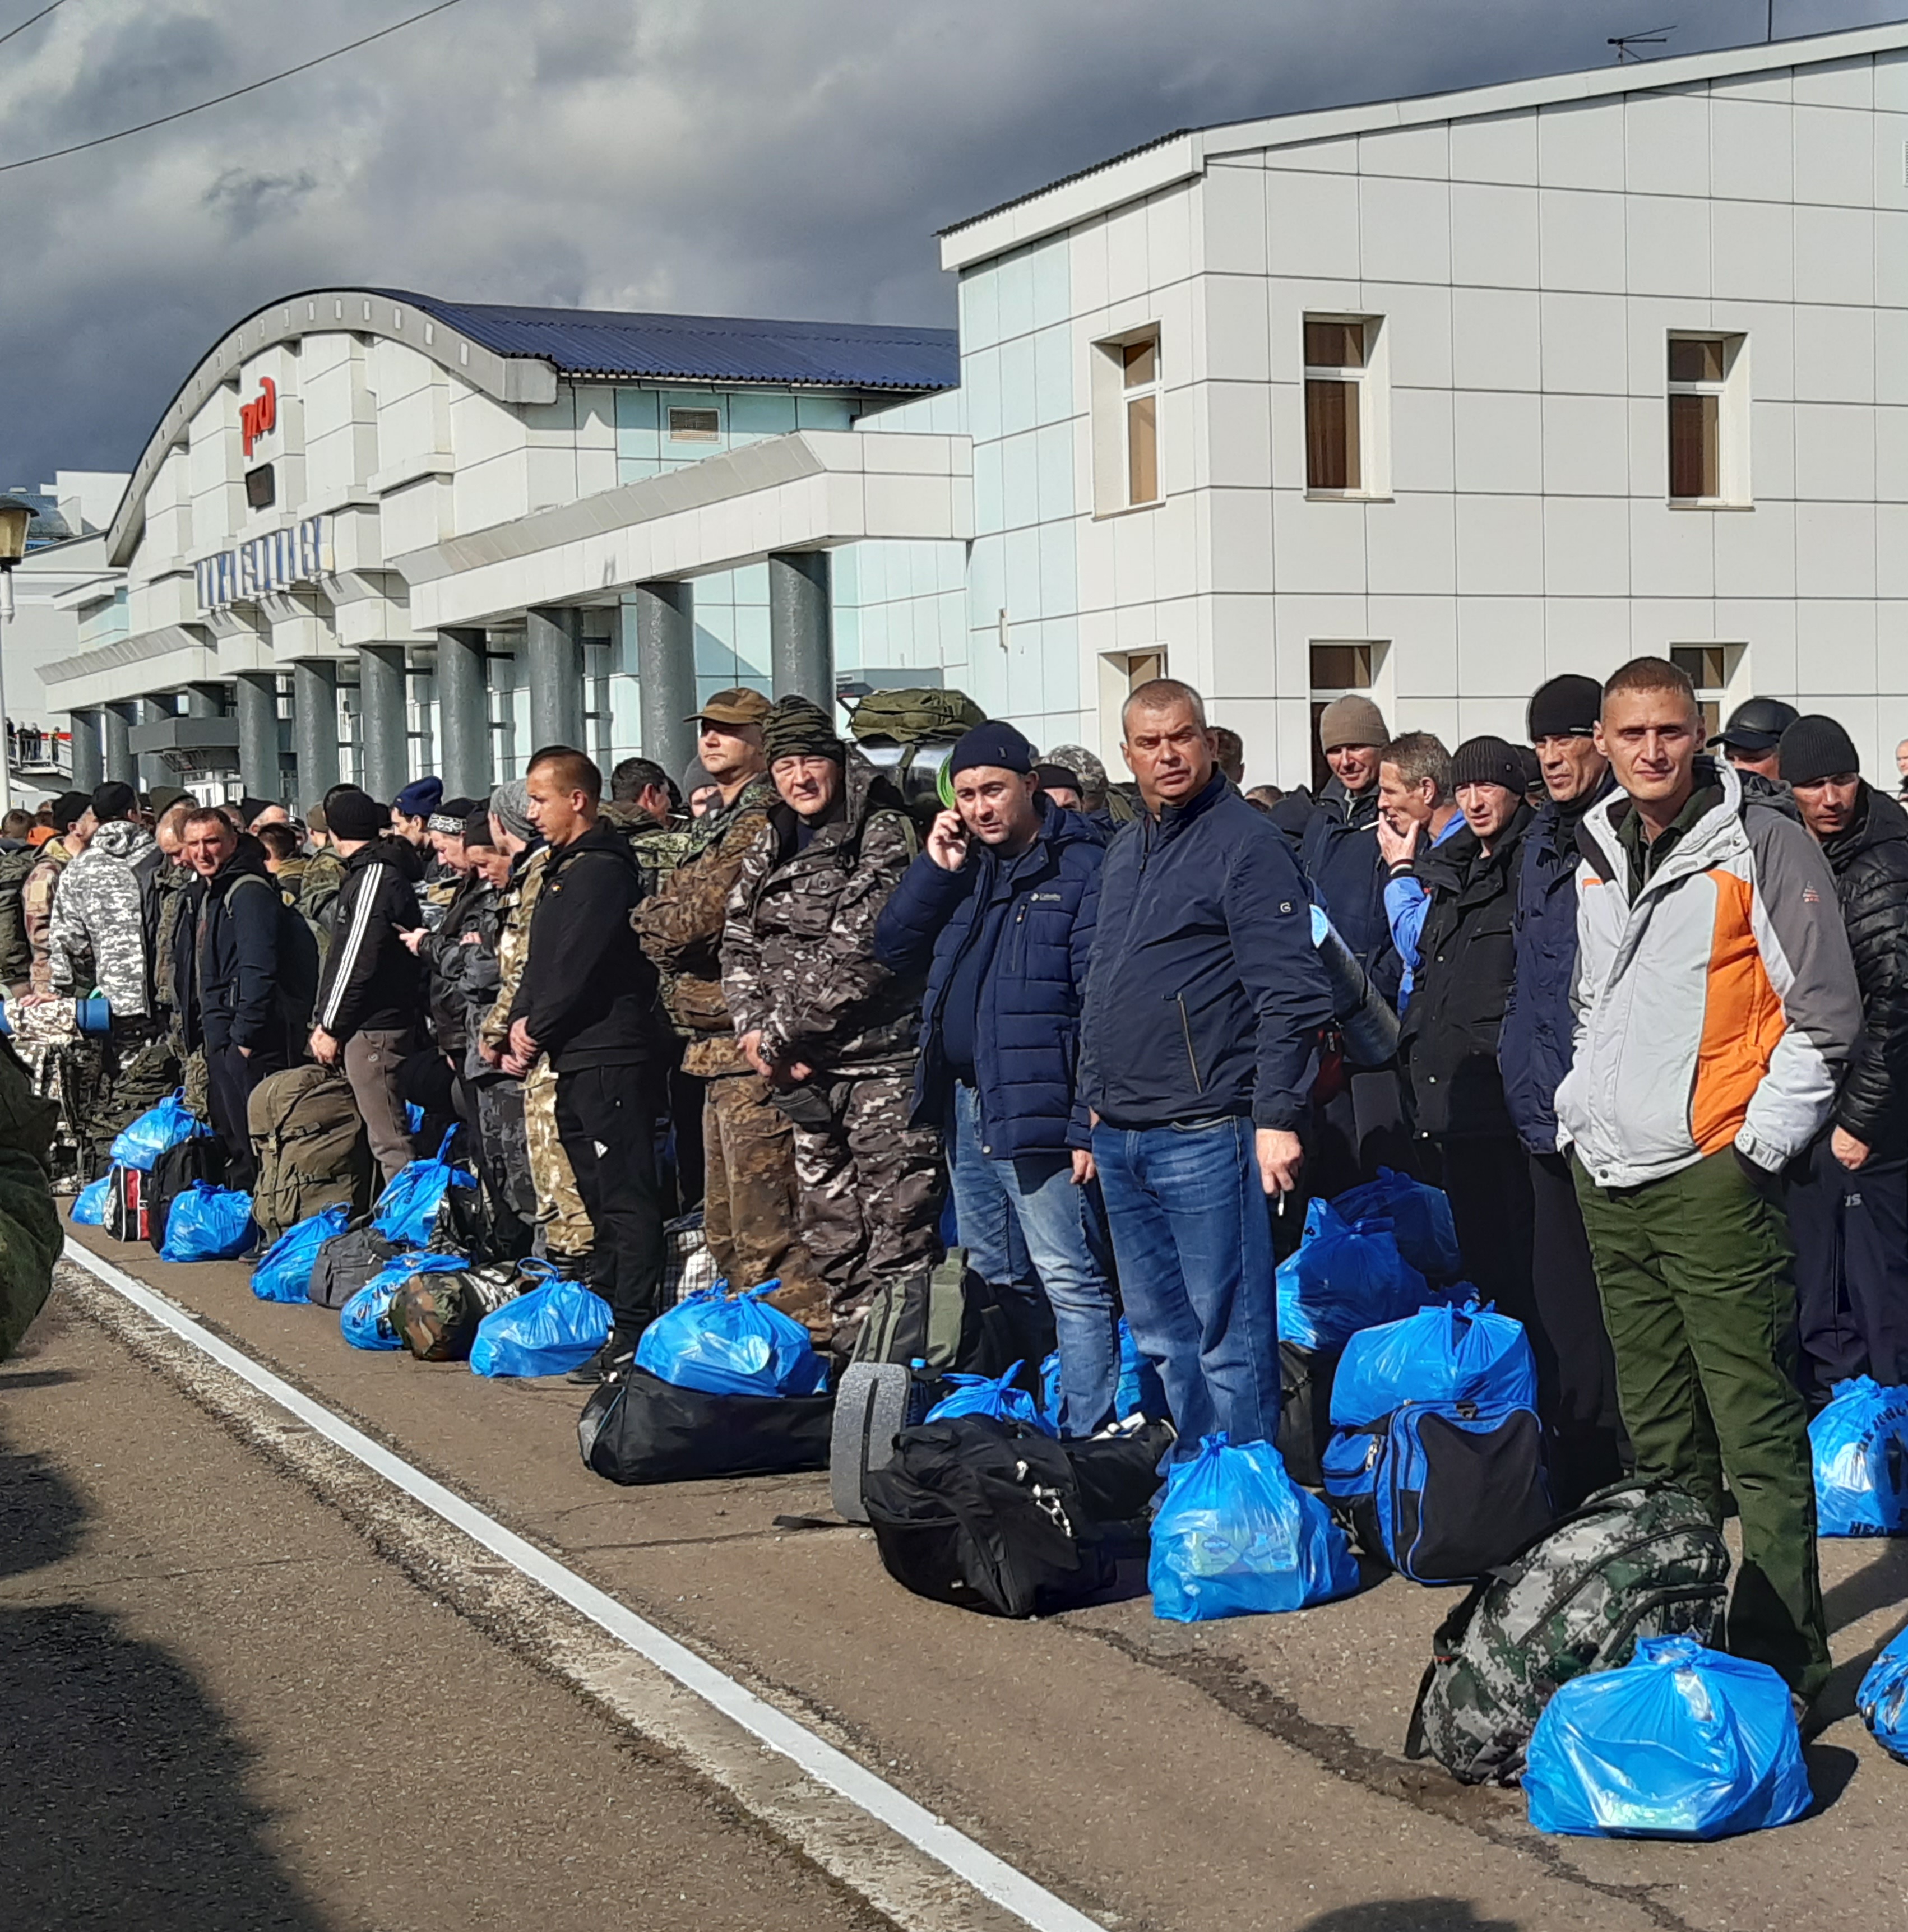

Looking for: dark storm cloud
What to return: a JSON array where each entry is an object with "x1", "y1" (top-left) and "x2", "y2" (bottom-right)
[{"x1": 0, "y1": 0, "x2": 1896, "y2": 489}]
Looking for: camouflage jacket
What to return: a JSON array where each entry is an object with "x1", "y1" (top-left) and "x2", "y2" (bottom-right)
[
  {"x1": 721, "y1": 752, "x2": 923, "y2": 1074},
  {"x1": 603, "y1": 800, "x2": 697, "y2": 900},
  {"x1": 633, "y1": 774, "x2": 777, "y2": 1078},
  {"x1": 0, "y1": 1037, "x2": 62, "y2": 1363},
  {"x1": 299, "y1": 845, "x2": 348, "y2": 942},
  {"x1": 154, "y1": 861, "x2": 195, "y2": 1025},
  {"x1": 480, "y1": 844, "x2": 552, "y2": 1054},
  {"x1": 23, "y1": 839, "x2": 77, "y2": 996},
  {"x1": 47, "y1": 819, "x2": 159, "y2": 1017}
]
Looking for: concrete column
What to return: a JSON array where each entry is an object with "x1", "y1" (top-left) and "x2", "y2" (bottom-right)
[
  {"x1": 357, "y1": 646, "x2": 408, "y2": 803},
  {"x1": 632, "y1": 581, "x2": 696, "y2": 783},
  {"x1": 102, "y1": 703, "x2": 135, "y2": 786},
  {"x1": 183, "y1": 683, "x2": 225, "y2": 719},
  {"x1": 436, "y1": 627, "x2": 489, "y2": 800},
  {"x1": 234, "y1": 671, "x2": 280, "y2": 800},
  {"x1": 136, "y1": 694, "x2": 178, "y2": 795},
  {"x1": 768, "y1": 550, "x2": 832, "y2": 708},
  {"x1": 525, "y1": 606, "x2": 584, "y2": 754},
  {"x1": 292, "y1": 660, "x2": 339, "y2": 806},
  {"x1": 68, "y1": 708, "x2": 104, "y2": 791}
]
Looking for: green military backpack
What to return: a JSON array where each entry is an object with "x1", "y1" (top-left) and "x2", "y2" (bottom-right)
[
  {"x1": 1404, "y1": 1479, "x2": 1730, "y2": 1786},
  {"x1": 0, "y1": 845, "x2": 38, "y2": 989},
  {"x1": 848, "y1": 687, "x2": 985, "y2": 753}
]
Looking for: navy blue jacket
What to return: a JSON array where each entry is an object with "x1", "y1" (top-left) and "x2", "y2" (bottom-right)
[
  {"x1": 873, "y1": 800, "x2": 1103, "y2": 1159},
  {"x1": 1501, "y1": 775, "x2": 1614, "y2": 1155},
  {"x1": 192, "y1": 837, "x2": 318, "y2": 1054},
  {"x1": 1298, "y1": 777, "x2": 1400, "y2": 1003},
  {"x1": 1080, "y1": 774, "x2": 1333, "y2": 1132}
]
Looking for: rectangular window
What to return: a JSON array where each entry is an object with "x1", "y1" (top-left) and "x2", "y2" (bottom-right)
[
  {"x1": 1666, "y1": 335, "x2": 1745, "y2": 503},
  {"x1": 1091, "y1": 328, "x2": 1163, "y2": 515},
  {"x1": 1670, "y1": 644, "x2": 1740, "y2": 745},
  {"x1": 667, "y1": 406, "x2": 721, "y2": 443},
  {"x1": 1304, "y1": 319, "x2": 1366, "y2": 492},
  {"x1": 244, "y1": 464, "x2": 276, "y2": 511}
]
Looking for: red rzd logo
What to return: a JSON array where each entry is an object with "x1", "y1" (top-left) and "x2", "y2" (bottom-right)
[{"x1": 240, "y1": 377, "x2": 277, "y2": 458}]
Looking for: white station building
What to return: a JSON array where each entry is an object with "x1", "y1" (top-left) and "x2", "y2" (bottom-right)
[{"x1": 38, "y1": 19, "x2": 1908, "y2": 799}]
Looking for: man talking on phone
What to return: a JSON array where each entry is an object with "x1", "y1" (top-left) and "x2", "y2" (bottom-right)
[{"x1": 1079, "y1": 679, "x2": 1335, "y2": 1447}]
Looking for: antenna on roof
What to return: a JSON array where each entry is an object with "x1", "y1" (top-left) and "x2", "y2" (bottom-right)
[{"x1": 1608, "y1": 24, "x2": 1674, "y2": 62}]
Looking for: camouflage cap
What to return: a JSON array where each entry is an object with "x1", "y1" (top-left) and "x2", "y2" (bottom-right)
[
  {"x1": 762, "y1": 696, "x2": 844, "y2": 766},
  {"x1": 689, "y1": 687, "x2": 772, "y2": 728},
  {"x1": 1045, "y1": 744, "x2": 1108, "y2": 795}
]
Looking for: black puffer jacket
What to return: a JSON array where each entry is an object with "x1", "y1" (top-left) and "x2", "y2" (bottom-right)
[
  {"x1": 1399, "y1": 806, "x2": 1532, "y2": 1140},
  {"x1": 1821, "y1": 784, "x2": 1908, "y2": 1155}
]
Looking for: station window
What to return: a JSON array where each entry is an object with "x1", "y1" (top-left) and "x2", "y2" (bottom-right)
[
  {"x1": 244, "y1": 464, "x2": 276, "y2": 511},
  {"x1": 1090, "y1": 328, "x2": 1163, "y2": 515},
  {"x1": 1666, "y1": 335, "x2": 1747, "y2": 504},
  {"x1": 1670, "y1": 644, "x2": 1742, "y2": 744},
  {"x1": 667, "y1": 407, "x2": 721, "y2": 443}
]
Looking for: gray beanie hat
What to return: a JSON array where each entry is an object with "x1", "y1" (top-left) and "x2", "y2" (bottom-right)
[{"x1": 490, "y1": 779, "x2": 535, "y2": 843}]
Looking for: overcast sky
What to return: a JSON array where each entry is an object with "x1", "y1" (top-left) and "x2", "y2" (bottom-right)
[{"x1": 1, "y1": 0, "x2": 1898, "y2": 492}]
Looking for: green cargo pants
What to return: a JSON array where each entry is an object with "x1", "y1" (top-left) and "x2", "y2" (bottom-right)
[{"x1": 1573, "y1": 1146, "x2": 1828, "y2": 1701}]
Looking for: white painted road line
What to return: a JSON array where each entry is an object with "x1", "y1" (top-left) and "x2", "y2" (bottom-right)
[{"x1": 63, "y1": 1238, "x2": 1108, "y2": 1932}]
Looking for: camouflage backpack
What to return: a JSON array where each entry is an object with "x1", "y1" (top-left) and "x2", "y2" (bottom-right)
[
  {"x1": 1404, "y1": 1479, "x2": 1729, "y2": 1786},
  {"x1": 391, "y1": 1263, "x2": 523, "y2": 1362}
]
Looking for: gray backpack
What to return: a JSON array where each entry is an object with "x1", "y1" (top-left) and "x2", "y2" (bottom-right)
[
  {"x1": 309, "y1": 1222, "x2": 402, "y2": 1310},
  {"x1": 1405, "y1": 1479, "x2": 1730, "y2": 1785}
]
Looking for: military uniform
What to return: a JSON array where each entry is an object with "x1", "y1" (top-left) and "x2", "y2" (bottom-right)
[
  {"x1": 0, "y1": 1036, "x2": 64, "y2": 1361},
  {"x1": 722, "y1": 746, "x2": 942, "y2": 1350},
  {"x1": 482, "y1": 845, "x2": 592, "y2": 1260},
  {"x1": 603, "y1": 800, "x2": 697, "y2": 900},
  {"x1": 636, "y1": 772, "x2": 827, "y2": 1309},
  {"x1": 22, "y1": 839, "x2": 78, "y2": 996},
  {"x1": 298, "y1": 845, "x2": 348, "y2": 953}
]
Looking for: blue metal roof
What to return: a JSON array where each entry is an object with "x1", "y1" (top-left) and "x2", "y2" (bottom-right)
[{"x1": 371, "y1": 291, "x2": 957, "y2": 392}]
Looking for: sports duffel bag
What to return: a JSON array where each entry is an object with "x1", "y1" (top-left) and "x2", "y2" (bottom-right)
[
  {"x1": 577, "y1": 1365, "x2": 833, "y2": 1485},
  {"x1": 309, "y1": 1220, "x2": 405, "y2": 1310}
]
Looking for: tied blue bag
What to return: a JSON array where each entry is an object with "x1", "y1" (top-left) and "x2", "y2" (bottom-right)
[
  {"x1": 1330, "y1": 1299, "x2": 1537, "y2": 1429},
  {"x1": 1277, "y1": 1199, "x2": 1428, "y2": 1351},
  {"x1": 371, "y1": 1128, "x2": 476, "y2": 1247},
  {"x1": 70, "y1": 1176, "x2": 109, "y2": 1226},
  {"x1": 1856, "y1": 1624, "x2": 1908, "y2": 1763},
  {"x1": 469, "y1": 1266, "x2": 612, "y2": 1378},
  {"x1": 341, "y1": 1251, "x2": 468, "y2": 1352},
  {"x1": 1523, "y1": 1636, "x2": 1811, "y2": 1840},
  {"x1": 1331, "y1": 1168, "x2": 1462, "y2": 1283},
  {"x1": 1150, "y1": 1434, "x2": 1361, "y2": 1622},
  {"x1": 1809, "y1": 1376, "x2": 1908, "y2": 1536},
  {"x1": 251, "y1": 1204, "x2": 351, "y2": 1304},
  {"x1": 159, "y1": 1183, "x2": 258, "y2": 1262},
  {"x1": 634, "y1": 1282, "x2": 829, "y2": 1398},
  {"x1": 110, "y1": 1091, "x2": 212, "y2": 1173},
  {"x1": 925, "y1": 1362, "x2": 1057, "y2": 1435}
]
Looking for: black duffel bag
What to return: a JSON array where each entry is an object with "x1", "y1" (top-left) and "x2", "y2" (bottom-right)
[
  {"x1": 864, "y1": 1416, "x2": 1171, "y2": 1618},
  {"x1": 309, "y1": 1220, "x2": 405, "y2": 1310},
  {"x1": 577, "y1": 1365, "x2": 835, "y2": 1485}
]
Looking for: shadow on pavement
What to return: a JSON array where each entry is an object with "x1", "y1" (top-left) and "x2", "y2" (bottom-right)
[
  {"x1": 0, "y1": 1374, "x2": 329, "y2": 1931},
  {"x1": 1293, "y1": 1905, "x2": 1520, "y2": 1932}
]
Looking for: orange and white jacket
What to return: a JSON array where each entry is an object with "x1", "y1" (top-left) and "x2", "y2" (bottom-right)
[{"x1": 1557, "y1": 760, "x2": 1861, "y2": 1191}]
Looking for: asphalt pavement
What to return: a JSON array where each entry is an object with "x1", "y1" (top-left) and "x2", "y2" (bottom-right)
[{"x1": 15, "y1": 1223, "x2": 1908, "y2": 1932}]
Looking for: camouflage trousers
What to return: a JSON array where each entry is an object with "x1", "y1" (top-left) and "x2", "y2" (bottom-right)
[
  {"x1": 786, "y1": 1067, "x2": 944, "y2": 1355},
  {"x1": 524, "y1": 1058, "x2": 594, "y2": 1259},
  {"x1": 474, "y1": 1077, "x2": 538, "y2": 1224},
  {"x1": 702, "y1": 1071, "x2": 830, "y2": 1339}
]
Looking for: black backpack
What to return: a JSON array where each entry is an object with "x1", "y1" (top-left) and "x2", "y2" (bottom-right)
[
  {"x1": 224, "y1": 873, "x2": 321, "y2": 1036},
  {"x1": 309, "y1": 1221, "x2": 404, "y2": 1310},
  {"x1": 863, "y1": 1416, "x2": 1169, "y2": 1618},
  {"x1": 147, "y1": 1136, "x2": 230, "y2": 1255}
]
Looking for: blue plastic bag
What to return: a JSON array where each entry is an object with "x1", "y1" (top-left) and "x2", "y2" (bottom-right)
[
  {"x1": 69, "y1": 1176, "x2": 109, "y2": 1225},
  {"x1": 1041, "y1": 1318, "x2": 1169, "y2": 1432},
  {"x1": 1330, "y1": 1299, "x2": 1536, "y2": 1429},
  {"x1": 340, "y1": 1250, "x2": 468, "y2": 1352},
  {"x1": 925, "y1": 1362, "x2": 1057, "y2": 1435},
  {"x1": 250, "y1": 1204, "x2": 351, "y2": 1304},
  {"x1": 1277, "y1": 1199, "x2": 1428, "y2": 1351},
  {"x1": 469, "y1": 1268, "x2": 613, "y2": 1378},
  {"x1": 1809, "y1": 1376, "x2": 1908, "y2": 1536},
  {"x1": 159, "y1": 1182, "x2": 259, "y2": 1261},
  {"x1": 110, "y1": 1091, "x2": 211, "y2": 1172},
  {"x1": 404, "y1": 1101, "x2": 425, "y2": 1135},
  {"x1": 1150, "y1": 1433, "x2": 1361, "y2": 1622},
  {"x1": 1523, "y1": 1635, "x2": 1811, "y2": 1839},
  {"x1": 1856, "y1": 1623, "x2": 1908, "y2": 1763},
  {"x1": 1331, "y1": 1168, "x2": 1462, "y2": 1282},
  {"x1": 371, "y1": 1128, "x2": 475, "y2": 1247},
  {"x1": 635, "y1": 1283, "x2": 828, "y2": 1398}
]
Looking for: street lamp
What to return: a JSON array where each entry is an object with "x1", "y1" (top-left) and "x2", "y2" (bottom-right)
[{"x1": 0, "y1": 493, "x2": 32, "y2": 816}]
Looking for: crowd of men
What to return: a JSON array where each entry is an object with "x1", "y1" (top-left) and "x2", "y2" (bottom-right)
[{"x1": 20, "y1": 657, "x2": 1907, "y2": 1717}]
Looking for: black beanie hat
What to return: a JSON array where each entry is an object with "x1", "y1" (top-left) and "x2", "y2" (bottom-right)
[
  {"x1": 461, "y1": 808, "x2": 497, "y2": 848},
  {"x1": 950, "y1": 721, "x2": 1036, "y2": 778},
  {"x1": 325, "y1": 787, "x2": 387, "y2": 842},
  {"x1": 1777, "y1": 715, "x2": 1861, "y2": 788},
  {"x1": 762, "y1": 696, "x2": 844, "y2": 766},
  {"x1": 1527, "y1": 674, "x2": 1603, "y2": 742},
  {"x1": 49, "y1": 789, "x2": 90, "y2": 833},
  {"x1": 1451, "y1": 735, "x2": 1527, "y2": 795},
  {"x1": 90, "y1": 781, "x2": 136, "y2": 823}
]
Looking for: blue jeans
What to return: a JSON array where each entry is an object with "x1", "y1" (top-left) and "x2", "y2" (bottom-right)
[
  {"x1": 948, "y1": 1085, "x2": 1120, "y2": 1437},
  {"x1": 1091, "y1": 1113, "x2": 1278, "y2": 1449}
]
